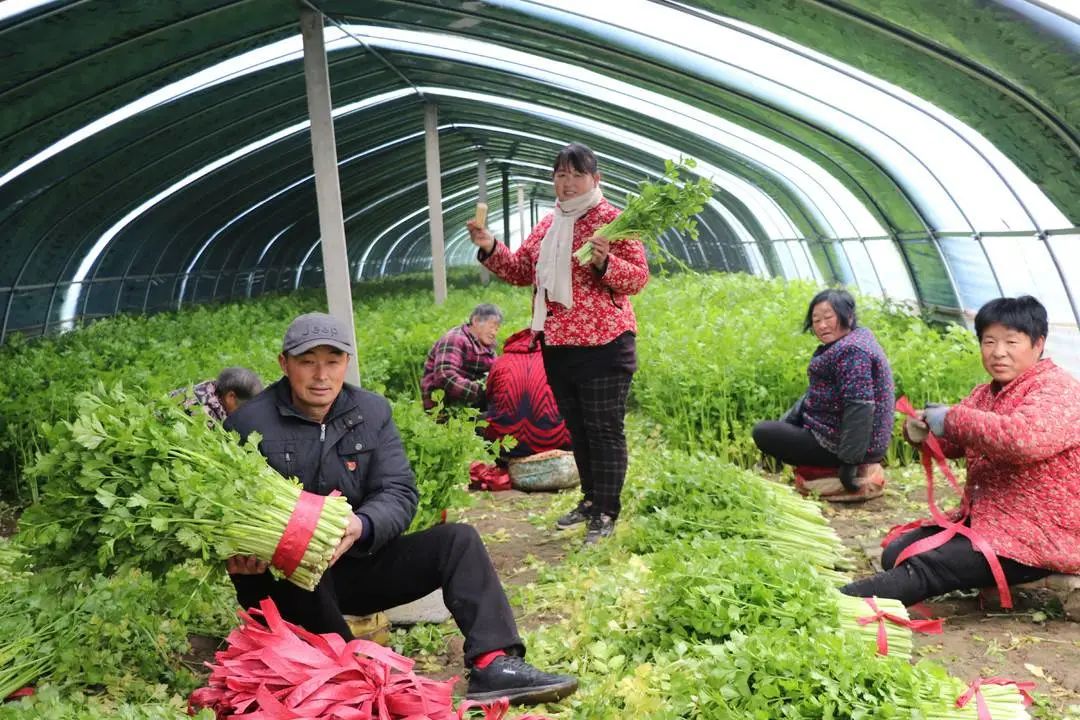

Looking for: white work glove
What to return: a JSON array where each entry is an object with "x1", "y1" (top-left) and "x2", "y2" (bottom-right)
[{"x1": 923, "y1": 403, "x2": 951, "y2": 437}]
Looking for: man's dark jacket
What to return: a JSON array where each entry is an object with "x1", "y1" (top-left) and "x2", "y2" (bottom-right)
[{"x1": 224, "y1": 378, "x2": 419, "y2": 556}]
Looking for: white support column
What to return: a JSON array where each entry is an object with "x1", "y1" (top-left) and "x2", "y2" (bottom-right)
[
  {"x1": 300, "y1": 8, "x2": 360, "y2": 387},
  {"x1": 424, "y1": 102, "x2": 448, "y2": 304},
  {"x1": 516, "y1": 184, "x2": 526, "y2": 251},
  {"x1": 477, "y1": 150, "x2": 490, "y2": 285}
]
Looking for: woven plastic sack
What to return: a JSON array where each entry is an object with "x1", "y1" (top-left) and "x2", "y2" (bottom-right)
[{"x1": 508, "y1": 450, "x2": 579, "y2": 492}]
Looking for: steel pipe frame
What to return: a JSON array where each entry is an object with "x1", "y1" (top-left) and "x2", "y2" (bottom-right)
[{"x1": 13, "y1": 3, "x2": 1067, "y2": 334}]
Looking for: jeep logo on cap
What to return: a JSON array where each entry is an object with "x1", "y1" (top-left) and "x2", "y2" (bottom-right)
[{"x1": 301, "y1": 324, "x2": 338, "y2": 338}]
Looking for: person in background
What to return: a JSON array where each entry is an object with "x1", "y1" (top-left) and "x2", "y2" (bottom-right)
[
  {"x1": 483, "y1": 328, "x2": 572, "y2": 462},
  {"x1": 171, "y1": 366, "x2": 263, "y2": 423},
  {"x1": 224, "y1": 312, "x2": 577, "y2": 706},
  {"x1": 466, "y1": 142, "x2": 649, "y2": 545},
  {"x1": 842, "y1": 295, "x2": 1079, "y2": 605},
  {"x1": 751, "y1": 288, "x2": 895, "y2": 502},
  {"x1": 421, "y1": 304, "x2": 502, "y2": 412}
]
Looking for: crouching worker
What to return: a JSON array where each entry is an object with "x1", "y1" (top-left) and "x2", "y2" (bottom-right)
[
  {"x1": 472, "y1": 328, "x2": 575, "y2": 493},
  {"x1": 421, "y1": 304, "x2": 501, "y2": 413},
  {"x1": 484, "y1": 328, "x2": 572, "y2": 462},
  {"x1": 171, "y1": 366, "x2": 263, "y2": 423},
  {"x1": 752, "y1": 289, "x2": 895, "y2": 502},
  {"x1": 842, "y1": 296, "x2": 1080, "y2": 605},
  {"x1": 223, "y1": 312, "x2": 577, "y2": 705}
]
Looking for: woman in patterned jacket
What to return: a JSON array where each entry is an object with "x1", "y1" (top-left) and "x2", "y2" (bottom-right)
[
  {"x1": 752, "y1": 288, "x2": 895, "y2": 502},
  {"x1": 466, "y1": 143, "x2": 649, "y2": 545},
  {"x1": 842, "y1": 295, "x2": 1080, "y2": 605}
]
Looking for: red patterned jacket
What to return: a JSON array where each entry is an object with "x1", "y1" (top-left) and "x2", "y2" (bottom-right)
[
  {"x1": 940, "y1": 359, "x2": 1080, "y2": 573},
  {"x1": 480, "y1": 199, "x2": 649, "y2": 347}
]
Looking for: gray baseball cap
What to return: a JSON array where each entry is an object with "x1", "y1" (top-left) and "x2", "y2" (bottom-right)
[{"x1": 282, "y1": 312, "x2": 355, "y2": 356}]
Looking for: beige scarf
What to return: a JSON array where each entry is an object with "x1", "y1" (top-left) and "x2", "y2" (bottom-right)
[{"x1": 532, "y1": 187, "x2": 603, "y2": 332}]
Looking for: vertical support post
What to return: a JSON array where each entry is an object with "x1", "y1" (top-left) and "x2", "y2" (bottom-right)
[
  {"x1": 300, "y1": 8, "x2": 360, "y2": 386},
  {"x1": 477, "y1": 150, "x2": 490, "y2": 285},
  {"x1": 516, "y1": 184, "x2": 526, "y2": 251},
  {"x1": 501, "y1": 164, "x2": 511, "y2": 248},
  {"x1": 424, "y1": 102, "x2": 448, "y2": 305}
]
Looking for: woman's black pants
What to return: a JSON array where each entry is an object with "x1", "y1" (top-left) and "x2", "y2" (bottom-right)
[
  {"x1": 229, "y1": 523, "x2": 522, "y2": 664},
  {"x1": 752, "y1": 420, "x2": 843, "y2": 467},
  {"x1": 841, "y1": 525, "x2": 1051, "y2": 606},
  {"x1": 544, "y1": 372, "x2": 633, "y2": 520}
]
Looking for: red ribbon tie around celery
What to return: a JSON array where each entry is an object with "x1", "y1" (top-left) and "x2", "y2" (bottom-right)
[
  {"x1": 893, "y1": 397, "x2": 1013, "y2": 609},
  {"x1": 856, "y1": 597, "x2": 943, "y2": 656},
  {"x1": 271, "y1": 489, "x2": 332, "y2": 577},
  {"x1": 956, "y1": 677, "x2": 1035, "y2": 719},
  {"x1": 4, "y1": 687, "x2": 35, "y2": 702}
]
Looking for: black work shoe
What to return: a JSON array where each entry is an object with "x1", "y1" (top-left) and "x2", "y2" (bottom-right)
[
  {"x1": 466, "y1": 655, "x2": 578, "y2": 705},
  {"x1": 584, "y1": 513, "x2": 615, "y2": 545},
  {"x1": 555, "y1": 502, "x2": 592, "y2": 530}
]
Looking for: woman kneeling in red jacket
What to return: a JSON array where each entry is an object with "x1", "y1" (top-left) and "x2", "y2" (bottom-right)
[{"x1": 842, "y1": 295, "x2": 1080, "y2": 605}]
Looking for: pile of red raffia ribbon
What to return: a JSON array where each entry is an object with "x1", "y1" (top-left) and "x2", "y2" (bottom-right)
[{"x1": 188, "y1": 599, "x2": 552, "y2": 720}]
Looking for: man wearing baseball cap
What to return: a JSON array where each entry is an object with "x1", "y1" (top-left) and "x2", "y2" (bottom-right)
[{"x1": 224, "y1": 312, "x2": 577, "y2": 706}]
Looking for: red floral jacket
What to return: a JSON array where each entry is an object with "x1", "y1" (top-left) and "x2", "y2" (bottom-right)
[
  {"x1": 481, "y1": 199, "x2": 649, "y2": 347},
  {"x1": 940, "y1": 359, "x2": 1080, "y2": 573}
]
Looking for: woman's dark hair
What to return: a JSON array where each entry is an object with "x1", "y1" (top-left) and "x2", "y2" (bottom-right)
[
  {"x1": 803, "y1": 289, "x2": 857, "y2": 333},
  {"x1": 552, "y1": 143, "x2": 598, "y2": 175},
  {"x1": 974, "y1": 295, "x2": 1048, "y2": 342}
]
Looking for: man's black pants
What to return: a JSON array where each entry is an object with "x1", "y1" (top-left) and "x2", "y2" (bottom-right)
[
  {"x1": 230, "y1": 523, "x2": 522, "y2": 664},
  {"x1": 841, "y1": 525, "x2": 1051, "y2": 606},
  {"x1": 545, "y1": 372, "x2": 633, "y2": 519}
]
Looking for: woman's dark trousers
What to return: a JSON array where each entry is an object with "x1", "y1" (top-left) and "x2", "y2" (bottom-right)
[
  {"x1": 546, "y1": 372, "x2": 633, "y2": 519},
  {"x1": 841, "y1": 525, "x2": 1051, "y2": 606}
]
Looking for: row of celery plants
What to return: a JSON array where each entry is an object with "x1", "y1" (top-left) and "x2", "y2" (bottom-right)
[{"x1": 2, "y1": 270, "x2": 982, "y2": 498}]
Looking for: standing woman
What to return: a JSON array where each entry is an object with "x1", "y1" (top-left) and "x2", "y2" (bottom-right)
[{"x1": 466, "y1": 143, "x2": 650, "y2": 544}]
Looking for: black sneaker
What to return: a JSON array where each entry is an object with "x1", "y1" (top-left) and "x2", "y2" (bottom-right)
[
  {"x1": 466, "y1": 655, "x2": 578, "y2": 705},
  {"x1": 584, "y1": 513, "x2": 615, "y2": 545},
  {"x1": 555, "y1": 501, "x2": 592, "y2": 530}
]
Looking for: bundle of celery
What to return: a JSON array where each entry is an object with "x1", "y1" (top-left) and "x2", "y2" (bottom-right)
[
  {"x1": 16, "y1": 384, "x2": 352, "y2": 590},
  {"x1": 623, "y1": 451, "x2": 852, "y2": 581},
  {"x1": 911, "y1": 676, "x2": 1033, "y2": 720},
  {"x1": 574, "y1": 158, "x2": 714, "y2": 265},
  {"x1": 834, "y1": 592, "x2": 946, "y2": 659}
]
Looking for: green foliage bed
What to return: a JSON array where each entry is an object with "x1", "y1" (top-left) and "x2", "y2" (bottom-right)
[{"x1": 0, "y1": 270, "x2": 1015, "y2": 718}]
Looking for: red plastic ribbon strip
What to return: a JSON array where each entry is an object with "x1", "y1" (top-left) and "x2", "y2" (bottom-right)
[
  {"x1": 189, "y1": 598, "x2": 557, "y2": 720},
  {"x1": 457, "y1": 698, "x2": 554, "y2": 720},
  {"x1": 3, "y1": 687, "x2": 35, "y2": 701},
  {"x1": 271, "y1": 490, "x2": 329, "y2": 577},
  {"x1": 855, "y1": 597, "x2": 943, "y2": 656},
  {"x1": 893, "y1": 397, "x2": 1013, "y2": 608},
  {"x1": 956, "y1": 677, "x2": 1035, "y2": 719}
]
